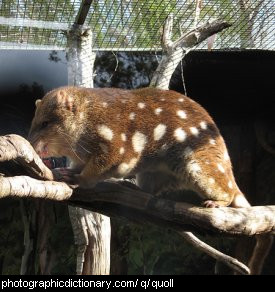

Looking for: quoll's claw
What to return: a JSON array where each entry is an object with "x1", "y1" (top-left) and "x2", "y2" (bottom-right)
[{"x1": 202, "y1": 200, "x2": 221, "y2": 208}]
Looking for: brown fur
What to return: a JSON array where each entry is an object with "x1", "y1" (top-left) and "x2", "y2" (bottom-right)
[{"x1": 29, "y1": 86, "x2": 249, "y2": 207}]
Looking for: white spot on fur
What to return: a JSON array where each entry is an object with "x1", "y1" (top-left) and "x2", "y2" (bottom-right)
[
  {"x1": 178, "y1": 98, "x2": 184, "y2": 102},
  {"x1": 102, "y1": 102, "x2": 108, "y2": 107},
  {"x1": 224, "y1": 151, "x2": 230, "y2": 161},
  {"x1": 119, "y1": 147, "x2": 125, "y2": 155},
  {"x1": 161, "y1": 98, "x2": 165, "y2": 101},
  {"x1": 121, "y1": 100, "x2": 126, "y2": 103},
  {"x1": 97, "y1": 125, "x2": 113, "y2": 141},
  {"x1": 177, "y1": 110, "x2": 187, "y2": 119},
  {"x1": 200, "y1": 121, "x2": 207, "y2": 130},
  {"x1": 154, "y1": 124, "x2": 167, "y2": 141},
  {"x1": 217, "y1": 163, "x2": 225, "y2": 173},
  {"x1": 117, "y1": 158, "x2": 138, "y2": 175},
  {"x1": 138, "y1": 102, "x2": 145, "y2": 109},
  {"x1": 186, "y1": 160, "x2": 201, "y2": 175},
  {"x1": 129, "y1": 158, "x2": 138, "y2": 168},
  {"x1": 209, "y1": 139, "x2": 216, "y2": 145},
  {"x1": 228, "y1": 181, "x2": 233, "y2": 189},
  {"x1": 209, "y1": 178, "x2": 215, "y2": 184},
  {"x1": 121, "y1": 133, "x2": 127, "y2": 141},
  {"x1": 129, "y1": 112, "x2": 136, "y2": 120},
  {"x1": 79, "y1": 112, "x2": 84, "y2": 119},
  {"x1": 183, "y1": 147, "x2": 193, "y2": 157},
  {"x1": 174, "y1": 128, "x2": 186, "y2": 142},
  {"x1": 190, "y1": 127, "x2": 199, "y2": 136},
  {"x1": 117, "y1": 163, "x2": 129, "y2": 175},
  {"x1": 132, "y1": 131, "x2": 147, "y2": 153},
  {"x1": 191, "y1": 163, "x2": 201, "y2": 172},
  {"x1": 154, "y1": 108, "x2": 162, "y2": 115}
]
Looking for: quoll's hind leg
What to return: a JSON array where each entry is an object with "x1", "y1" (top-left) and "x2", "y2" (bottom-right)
[
  {"x1": 181, "y1": 138, "x2": 239, "y2": 208},
  {"x1": 136, "y1": 171, "x2": 179, "y2": 195}
]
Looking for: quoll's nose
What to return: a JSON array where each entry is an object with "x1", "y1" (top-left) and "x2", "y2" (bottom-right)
[{"x1": 33, "y1": 140, "x2": 49, "y2": 158}]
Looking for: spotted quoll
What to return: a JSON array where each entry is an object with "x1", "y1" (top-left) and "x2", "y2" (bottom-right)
[{"x1": 29, "y1": 86, "x2": 250, "y2": 208}]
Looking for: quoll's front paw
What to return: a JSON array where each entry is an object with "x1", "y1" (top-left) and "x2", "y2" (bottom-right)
[
  {"x1": 52, "y1": 168, "x2": 79, "y2": 186},
  {"x1": 74, "y1": 173, "x2": 97, "y2": 189}
]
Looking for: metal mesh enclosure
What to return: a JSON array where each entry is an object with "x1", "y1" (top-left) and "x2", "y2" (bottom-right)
[{"x1": 0, "y1": 0, "x2": 274, "y2": 51}]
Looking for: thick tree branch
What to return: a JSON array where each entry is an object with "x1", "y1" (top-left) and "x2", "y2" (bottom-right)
[
  {"x1": 0, "y1": 176, "x2": 72, "y2": 201},
  {"x1": 0, "y1": 134, "x2": 53, "y2": 180},
  {"x1": 1, "y1": 173, "x2": 274, "y2": 237},
  {"x1": 1, "y1": 134, "x2": 275, "y2": 274}
]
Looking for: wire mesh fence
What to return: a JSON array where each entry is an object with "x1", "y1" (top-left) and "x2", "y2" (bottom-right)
[{"x1": 0, "y1": 0, "x2": 274, "y2": 51}]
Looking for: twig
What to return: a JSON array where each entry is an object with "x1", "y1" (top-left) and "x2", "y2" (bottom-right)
[{"x1": 180, "y1": 232, "x2": 250, "y2": 275}]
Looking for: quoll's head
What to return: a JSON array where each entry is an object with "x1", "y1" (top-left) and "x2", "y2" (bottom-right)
[{"x1": 28, "y1": 88, "x2": 81, "y2": 159}]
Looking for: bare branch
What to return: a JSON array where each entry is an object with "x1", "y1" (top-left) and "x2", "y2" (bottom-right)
[
  {"x1": 0, "y1": 134, "x2": 53, "y2": 180},
  {"x1": 180, "y1": 232, "x2": 250, "y2": 275},
  {"x1": 162, "y1": 14, "x2": 174, "y2": 51},
  {"x1": 0, "y1": 165, "x2": 274, "y2": 237},
  {"x1": 250, "y1": 0, "x2": 264, "y2": 24},
  {"x1": 173, "y1": 19, "x2": 231, "y2": 50},
  {"x1": 0, "y1": 176, "x2": 72, "y2": 201},
  {"x1": 150, "y1": 18, "x2": 231, "y2": 89},
  {"x1": 69, "y1": 182, "x2": 275, "y2": 236},
  {"x1": 193, "y1": 0, "x2": 203, "y2": 29},
  {"x1": 248, "y1": 234, "x2": 274, "y2": 275}
]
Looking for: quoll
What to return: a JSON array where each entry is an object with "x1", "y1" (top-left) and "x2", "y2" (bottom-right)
[{"x1": 29, "y1": 86, "x2": 250, "y2": 208}]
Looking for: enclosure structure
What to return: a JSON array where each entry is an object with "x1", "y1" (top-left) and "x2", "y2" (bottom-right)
[
  {"x1": 0, "y1": 0, "x2": 274, "y2": 275},
  {"x1": 0, "y1": 0, "x2": 274, "y2": 51}
]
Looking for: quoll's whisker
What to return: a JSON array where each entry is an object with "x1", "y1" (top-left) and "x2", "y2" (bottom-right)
[
  {"x1": 58, "y1": 130, "x2": 92, "y2": 155},
  {"x1": 59, "y1": 133, "x2": 85, "y2": 164}
]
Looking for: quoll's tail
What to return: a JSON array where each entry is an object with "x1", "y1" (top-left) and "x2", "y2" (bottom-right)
[{"x1": 231, "y1": 192, "x2": 251, "y2": 208}]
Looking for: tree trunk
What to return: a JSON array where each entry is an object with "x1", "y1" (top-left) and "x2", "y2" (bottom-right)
[{"x1": 66, "y1": 24, "x2": 111, "y2": 275}]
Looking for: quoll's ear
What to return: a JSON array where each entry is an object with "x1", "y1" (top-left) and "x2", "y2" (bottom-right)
[
  {"x1": 56, "y1": 90, "x2": 76, "y2": 112},
  {"x1": 35, "y1": 99, "x2": 41, "y2": 107}
]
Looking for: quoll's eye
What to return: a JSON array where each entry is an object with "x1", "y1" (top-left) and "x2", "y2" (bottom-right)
[{"x1": 41, "y1": 121, "x2": 49, "y2": 129}]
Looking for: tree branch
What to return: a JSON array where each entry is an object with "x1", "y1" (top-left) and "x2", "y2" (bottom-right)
[
  {"x1": 172, "y1": 19, "x2": 231, "y2": 50},
  {"x1": 180, "y1": 232, "x2": 250, "y2": 275},
  {"x1": 150, "y1": 18, "x2": 231, "y2": 90},
  {"x1": 162, "y1": 14, "x2": 174, "y2": 50},
  {"x1": 0, "y1": 134, "x2": 53, "y2": 180},
  {"x1": 1, "y1": 172, "x2": 274, "y2": 238},
  {"x1": 2, "y1": 135, "x2": 275, "y2": 275}
]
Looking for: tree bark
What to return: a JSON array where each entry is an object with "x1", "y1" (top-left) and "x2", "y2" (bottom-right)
[{"x1": 66, "y1": 25, "x2": 111, "y2": 275}]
